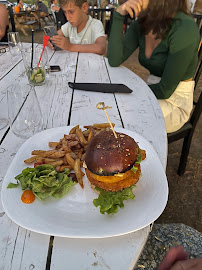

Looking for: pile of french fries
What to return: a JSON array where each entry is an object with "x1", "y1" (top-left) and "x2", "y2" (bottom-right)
[{"x1": 24, "y1": 123, "x2": 115, "y2": 188}]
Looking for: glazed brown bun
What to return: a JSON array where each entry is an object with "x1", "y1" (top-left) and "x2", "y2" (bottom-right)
[{"x1": 85, "y1": 131, "x2": 143, "y2": 192}]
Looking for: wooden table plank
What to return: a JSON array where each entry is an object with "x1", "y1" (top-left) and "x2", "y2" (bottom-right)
[
  {"x1": 70, "y1": 53, "x2": 122, "y2": 127},
  {"x1": 105, "y1": 59, "x2": 167, "y2": 169},
  {"x1": 50, "y1": 227, "x2": 151, "y2": 270},
  {"x1": 35, "y1": 50, "x2": 78, "y2": 129}
]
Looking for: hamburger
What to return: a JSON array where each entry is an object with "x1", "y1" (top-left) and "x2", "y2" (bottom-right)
[{"x1": 85, "y1": 131, "x2": 146, "y2": 214}]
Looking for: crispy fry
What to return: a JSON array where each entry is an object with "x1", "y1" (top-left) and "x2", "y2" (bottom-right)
[
  {"x1": 35, "y1": 157, "x2": 63, "y2": 164},
  {"x1": 87, "y1": 128, "x2": 94, "y2": 143},
  {"x1": 76, "y1": 128, "x2": 88, "y2": 146},
  {"x1": 24, "y1": 156, "x2": 37, "y2": 164},
  {"x1": 48, "y1": 151, "x2": 65, "y2": 159},
  {"x1": 49, "y1": 160, "x2": 64, "y2": 167},
  {"x1": 93, "y1": 123, "x2": 115, "y2": 128},
  {"x1": 74, "y1": 159, "x2": 84, "y2": 188},
  {"x1": 69, "y1": 125, "x2": 79, "y2": 134},
  {"x1": 31, "y1": 150, "x2": 46, "y2": 155},
  {"x1": 68, "y1": 140, "x2": 80, "y2": 147},
  {"x1": 48, "y1": 142, "x2": 60, "y2": 148},
  {"x1": 65, "y1": 153, "x2": 75, "y2": 168}
]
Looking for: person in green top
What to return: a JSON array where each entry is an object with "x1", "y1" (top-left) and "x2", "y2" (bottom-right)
[{"x1": 108, "y1": 0, "x2": 200, "y2": 133}]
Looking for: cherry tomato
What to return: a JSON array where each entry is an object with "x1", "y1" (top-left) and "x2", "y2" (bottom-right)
[
  {"x1": 34, "y1": 163, "x2": 43, "y2": 168},
  {"x1": 21, "y1": 190, "x2": 35, "y2": 204}
]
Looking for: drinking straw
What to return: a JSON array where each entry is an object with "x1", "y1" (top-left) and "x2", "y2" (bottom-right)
[
  {"x1": 96, "y1": 102, "x2": 117, "y2": 138},
  {"x1": 37, "y1": 36, "x2": 50, "y2": 67},
  {"x1": 31, "y1": 30, "x2": 34, "y2": 69}
]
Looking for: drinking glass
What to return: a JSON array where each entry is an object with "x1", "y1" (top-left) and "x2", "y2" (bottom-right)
[
  {"x1": 7, "y1": 83, "x2": 44, "y2": 139},
  {"x1": 21, "y1": 46, "x2": 48, "y2": 86},
  {"x1": 7, "y1": 32, "x2": 22, "y2": 56}
]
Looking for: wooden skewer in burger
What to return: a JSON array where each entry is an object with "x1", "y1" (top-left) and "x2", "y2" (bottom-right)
[{"x1": 84, "y1": 102, "x2": 146, "y2": 214}]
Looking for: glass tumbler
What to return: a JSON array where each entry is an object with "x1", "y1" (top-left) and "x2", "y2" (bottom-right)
[
  {"x1": 7, "y1": 32, "x2": 22, "y2": 56},
  {"x1": 21, "y1": 46, "x2": 48, "y2": 86},
  {"x1": 7, "y1": 83, "x2": 44, "y2": 139}
]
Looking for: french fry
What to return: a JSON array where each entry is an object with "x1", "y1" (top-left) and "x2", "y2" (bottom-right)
[
  {"x1": 68, "y1": 140, "x2": 80, "y2": 147},
  {"x1": 69, "y1": 125, "x2": 79, "y2": 134},
  {"x1": 74, "y1": 159, "x2": 84, "y2": 188},
  {"x1": 49, "y1": 142, "x2": 60, "y2": 148},
  {"x1": 49, "y1": 160, "x2": 64, "y2": 168},
  {"x1": 24, "y1": 156, "x2": 37, "y2": 164},
  {"x1": 31, "y1": 150, "x2": 46, "y2": 155},
  {"x1": 93, "y1": 123, "x2": 115, "y2": 128},
  {"x1": 87, "y1": 128, "x2": 94, "y2": 143},
  {"x1": 76, "y1": 128, "x2": 88, "y2": 146},
  {"x1": 70, "y1": 152, "x2": 78, "y2": 159},
  {"x1": 35, "y1": 157, "x2": 63, "y2": 164},
  {"x1": 48, "y1": 151, "x2": 65, "y2": 159},
  {"x1": 65, "y1": 153, "x2": 75, "y2": 168}
]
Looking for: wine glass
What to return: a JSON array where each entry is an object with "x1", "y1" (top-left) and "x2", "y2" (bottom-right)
[
  {"x1": 7, "y1": 83, "x2": 44, "y2": 139},
  {"x1": 7, "y1": 32, "x2": 22, "y2": 56}
]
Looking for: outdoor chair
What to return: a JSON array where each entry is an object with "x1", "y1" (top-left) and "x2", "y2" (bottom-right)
[
  {"x1": 167, "y1": 44, "x2": 202, "y2": 176},
  {"x1": 193, "y1": 13, "x2": 202, "y2": 36},
  {"x1": 8, "y1": 7, "x2": 38, "y2": 36},
  {"x1": 88, "y1": 8, "x2": 114, "y2": 37}
]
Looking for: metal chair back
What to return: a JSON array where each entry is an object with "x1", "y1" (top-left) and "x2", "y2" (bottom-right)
[{"x1": 88, "y1": 8, "x2": 114, "y2": 36}]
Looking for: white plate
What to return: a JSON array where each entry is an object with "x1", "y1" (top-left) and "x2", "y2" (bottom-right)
[{"x1": 1, "y1": 126, "x2": 168, "y2": 238}]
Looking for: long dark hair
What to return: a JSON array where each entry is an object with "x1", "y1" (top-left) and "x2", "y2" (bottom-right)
[{"x1": 138, "y1": 0, "x2": 189, "y2": 39}]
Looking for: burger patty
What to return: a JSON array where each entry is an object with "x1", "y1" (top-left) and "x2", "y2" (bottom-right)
[{"x1": 85, "y1": 165, "x2": 141, "y2": 192}]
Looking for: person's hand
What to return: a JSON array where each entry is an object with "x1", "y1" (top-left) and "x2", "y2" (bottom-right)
[
  {"x1": 170, "y1": 258, "x2": 202, "y2": 270},
  {"x1": 116, "y1": 0, "x2": 143, "y2": 18},
  {"x1": 157, "y1": 245, "x2": 202, "y2": 270},
  {"x1": 48, "y1": 40, "x2": 54, "y2": 50},
  {"x1": 51, "y1": 35, "x2": 72, "y2": 51}
]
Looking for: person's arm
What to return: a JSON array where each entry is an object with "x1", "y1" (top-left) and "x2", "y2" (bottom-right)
[
  {"x1": 51, "y1": 35, "x2": 106, "y2": 55},
  {"x1": 149, "y1": 20, "x2": 200, "y2": 99},
  {"x1": 107, "y1": 11, "x2": 140, "y2": 67},
  {"x1": 0, "y1": 4, "x2": 9, "y2": 41}
]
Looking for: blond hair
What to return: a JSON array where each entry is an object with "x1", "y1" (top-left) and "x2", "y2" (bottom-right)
[{"x1": 59, "y1": 0, "x2": 87, "y2": 7}]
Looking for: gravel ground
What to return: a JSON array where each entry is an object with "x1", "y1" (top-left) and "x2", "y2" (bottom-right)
[{"x1": 18, "y1": 23, "x2": 202, "y2": 232}]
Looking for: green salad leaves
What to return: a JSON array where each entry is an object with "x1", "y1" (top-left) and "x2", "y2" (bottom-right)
[
  {"x1": 7, "y1": 164, "x2": 76, "y2": 200},
  {"x1": 93, "y1": 185, "x2": 136, "y2": 215}
]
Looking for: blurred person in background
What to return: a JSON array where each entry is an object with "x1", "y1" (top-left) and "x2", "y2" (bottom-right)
[
  {"x1": 193, "y1": 0, "x2": 202, "y2": 13},
  {"x1": 51, "y1": 0, "x2": 60, "y2": 12},
  {"x1": 14, "y1": 0, "x2": 24, "y2": 13},
  {"x1": 0, "y1": 3, "x2": 9, "y2": 42},
  {"x1": 36, "y1": 0, "x2": 49, "y2": 17}
]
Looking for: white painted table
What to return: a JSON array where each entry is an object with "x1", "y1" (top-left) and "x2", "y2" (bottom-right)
[{"x1": 0, "y1": 45, "x2": 167, "y2": 270}]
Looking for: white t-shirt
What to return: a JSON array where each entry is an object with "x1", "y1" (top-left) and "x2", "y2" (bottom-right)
[{"x1": 61, "y1": 16, "x2": 105, "y2": 44}]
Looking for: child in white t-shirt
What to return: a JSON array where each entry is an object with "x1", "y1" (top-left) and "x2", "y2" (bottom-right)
[{"x1": 50, "y1": 0, "x2": 106, "y2": 55}]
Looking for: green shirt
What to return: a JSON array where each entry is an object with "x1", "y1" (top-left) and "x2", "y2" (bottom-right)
[{"x1": 108, "y1": 11, "x2": 200, "y2": 99}]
